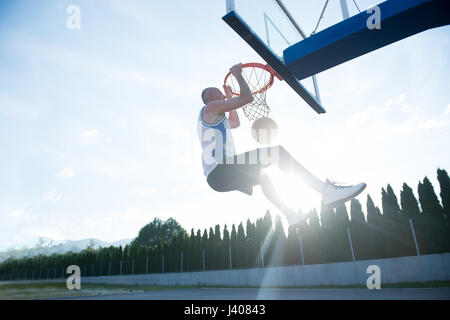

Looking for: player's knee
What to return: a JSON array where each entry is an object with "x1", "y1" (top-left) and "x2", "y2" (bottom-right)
[
  {"x1": 271, "y1": 145, "x2": 288, "y2": 159},
  {"x1": 260, "y1": 170, "x2": 269, "y2": 180},
  {"x1": 272, "y1": 145, "x2": 293, "y2": 169}
]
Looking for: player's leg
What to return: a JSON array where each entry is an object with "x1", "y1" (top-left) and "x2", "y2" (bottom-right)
[
  {"x1": 258, "y1": 145, "x2": 366, "y2": 208},
  {"x1": 259, "y1": 171, "x2": 311, "y2": 227},
  {"x1": 257, "y1": 145, "x2": 326, "y2": 193}
]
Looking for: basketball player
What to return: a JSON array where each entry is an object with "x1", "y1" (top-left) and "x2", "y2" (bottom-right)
[{"x1": 198, "y1": 63, "x2": 366, "y2": 227}]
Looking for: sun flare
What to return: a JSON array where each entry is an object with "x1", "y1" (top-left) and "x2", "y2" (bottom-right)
[{"x1": 261, "y1": 166, "x2": 322, "y2": 214}]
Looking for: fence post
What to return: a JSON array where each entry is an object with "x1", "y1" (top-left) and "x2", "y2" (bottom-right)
[
  {"x1": 91, "y1": 264, "x2": 94, "y2": 277},
  {"x1": 132, "y1": 258, "x2": 135, "y2": 274},
  {"x1": 229, "y1": 245, "x2": 232, "y2": 270},
  {"x1": 409, "y1": 218, "x2": 421, "y2": 256},
  {"x1": 299, "y1": 233, "x2": 305, "y2": 265},
  {"x1": 260, "y1": 241, "x2": 265, "y2": 268},
  {"x1": 109, "y1": 260, "x2": 112, "y2": 276},
  {"x1": 162, "y1": 255, "x2": 165, "y2": 273},
  {"x1": 99, "y1": 255, "x2": 103, "y2": 276},
  {"x1": 120, "y1": 260, "x2": 122, "y2": 276},
  {"x1": 347, "y1": 227, "x2": 356, "y2": 262},
  {"x1": 202, "y1": 249, "x2": 205, "y2": 271},
  {"x1": 146, "y1": 256, "x2": 149, "y2": 274},
  {"x1": 180, "y1": 252, "x2": 183, "y2": 273}
]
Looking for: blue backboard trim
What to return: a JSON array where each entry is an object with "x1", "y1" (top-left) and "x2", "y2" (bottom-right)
[{"x1": 283, "y1": 0, "x2": 450, "y2": 80}]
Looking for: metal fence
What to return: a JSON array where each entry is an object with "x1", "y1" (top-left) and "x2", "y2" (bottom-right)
[{"x1": 0, "y1": 218, "x2": 421, "y2": 282}]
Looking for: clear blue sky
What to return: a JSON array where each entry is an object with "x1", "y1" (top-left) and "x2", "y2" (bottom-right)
[{"x1": 1, "y1": 0, "x2": 449, "y2": 250}]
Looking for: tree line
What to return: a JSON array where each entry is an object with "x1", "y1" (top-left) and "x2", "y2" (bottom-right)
[{"x1": 1, "y1": 168, "x2": 449, "y2": 281}]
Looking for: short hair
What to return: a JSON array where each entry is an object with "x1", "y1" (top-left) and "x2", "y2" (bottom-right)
[{"x1": 201, "y1": 87, "x2": 216, "y2": 105}]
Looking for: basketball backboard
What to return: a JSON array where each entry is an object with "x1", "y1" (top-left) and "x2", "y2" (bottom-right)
[
  {"x1": 223, "y1": 0, "x2": 336, "y2": 114},
  {"x1": 223, "y1": 0, "x2": 450, "y2": 114}
]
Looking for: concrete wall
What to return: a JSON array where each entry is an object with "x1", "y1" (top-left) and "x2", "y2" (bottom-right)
[{"x1": 79, "y1": 253, "x2": 450, "y2": 287}]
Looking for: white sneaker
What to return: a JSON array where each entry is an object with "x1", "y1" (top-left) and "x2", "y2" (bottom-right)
[
  {"x1": 322, "y1": 179, "x2": 367, "y2": 208},
  {"x1": 283, "y1": 208, "x2": 311, "y2": 228}
]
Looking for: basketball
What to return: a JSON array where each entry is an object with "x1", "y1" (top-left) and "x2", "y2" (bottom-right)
[{"x1": 251, "y1": 117, "x2": 279, "y2": 145}]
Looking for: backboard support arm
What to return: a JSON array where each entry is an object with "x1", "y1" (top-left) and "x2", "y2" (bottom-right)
[{"x1": 340, "y1": 0, "x2": 350, "y2": 19}]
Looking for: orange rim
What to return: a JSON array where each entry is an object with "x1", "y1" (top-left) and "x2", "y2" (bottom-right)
[{"x1": 224, "y1": 63, "x2": 282, "y2": 96}]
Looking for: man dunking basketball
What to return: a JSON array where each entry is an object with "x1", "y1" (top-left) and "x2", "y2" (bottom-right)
[{"x1": 197, "y1": 63, "x2": 366, "y2": 227}]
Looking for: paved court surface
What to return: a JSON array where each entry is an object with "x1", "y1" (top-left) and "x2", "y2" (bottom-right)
[{"x1": 66, "y1": 287, "x2": 450, "y2": 300}]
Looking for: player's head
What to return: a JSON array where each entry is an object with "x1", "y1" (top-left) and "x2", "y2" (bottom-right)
[{"x1": 201, "y1": 87, "x2": 225, "y2": 104}]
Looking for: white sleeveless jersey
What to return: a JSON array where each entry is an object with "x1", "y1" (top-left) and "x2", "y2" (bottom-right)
[{"x1": 197, "y1": 106, "x2": 236, "y2": 177}]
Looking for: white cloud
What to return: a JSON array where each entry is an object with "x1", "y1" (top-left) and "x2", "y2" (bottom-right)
[
  {"x1": 42, "y1": 190, "x2": 63, "y2": 202},
  {"x1": 57, "y1": 167, "x2": 75, "y2": 179},
  {"x1": 81, "y1": 129, "x2": 102, "y2": 140},
  {"x1": 133, "y1": 187, "x2": 158, "y2": 196},
  {"x1": 79, "y1": 208, "x2": 152, "y2": 240},
  {"x1": 384, "y1": 93, "x2": 417, "y2": 113},
  {"x1": 444, "y1": 104, "x2": 450, "y2": 117},
  {"x1": 345, "y1": 94, "x2": 450, "y2": 136},
  {"x1": 9, "y1": 209, "x2": 26, "y2": 218},
  {"x1": 8, "y1": 208, "x2": 34, "y2": 223}
]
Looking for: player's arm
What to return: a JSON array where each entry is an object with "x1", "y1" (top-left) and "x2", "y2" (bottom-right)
[
  {"x1": 204, "y1": 63, "x2": 253, "y2": 117},
  {"x1": 228, "y1": 110, "x2": 240, "y2": 129},
  {"x1": 224, "y1": 85, "x2": 240, "y2": 129}
]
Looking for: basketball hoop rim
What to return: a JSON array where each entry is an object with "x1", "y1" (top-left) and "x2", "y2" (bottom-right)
[{"x1": 224, "y1": 62, "x2": 282, "y2": 96}]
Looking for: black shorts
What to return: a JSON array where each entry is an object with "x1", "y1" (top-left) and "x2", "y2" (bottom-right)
[{"x1": 207, "y1": 148, "x2": 273, "y2": 196}]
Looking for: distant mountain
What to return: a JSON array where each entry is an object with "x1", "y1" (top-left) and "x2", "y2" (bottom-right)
[{"x1": 0, "y1": 237, "x2": 133, "y2": 263}]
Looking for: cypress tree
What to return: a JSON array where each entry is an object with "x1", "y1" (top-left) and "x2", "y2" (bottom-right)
[
  {"x1": 269, "y1": 214, "x2": 287, "y2": 266},
  {"x1": 263, "y1": 211, "x2": 273, "y2": 233},
  {"x1": 187, "y1": 229, "x2": 196, "y2": 271},
  {"x1": 201, "y1": 229, "x2": 208, "y2": 270},
  {"x1": 400, "y1": 183, "x2": 424, "y2": 255},
  {"x1": 260, "y1": 211, "x2": 274, "y2": 264},
  {"x1": 122, "y1": 245, "x2": 129, "y2": 274},
  {"x1": 246, "y1": 219, "x2": 257, "y2": 267},
  {"x1": 236, "y1": 222, "x2": 246, "y2": 268},
  {"x1": 168, "y1": 235, "x2": 177, "y2": 272},
  {"x1": 230, "y1": 224, "x2": 238, "y2": 269},
  {"x1": 385, "y1": 184, "x2": 413, "y2": 257},
  {"x1": 223, "y1": 225, "x2": 230, "y2": 269},
  {"x1": 194, "y1": 229, "x2": 202, "y2": 271},
  {"x1": 437, "y1": 168, "x2": 450, "y2": 252},
  {"x1": 207, "y1": 227, "x2": 215, "y2": 270},
  {"x1": 319, "y1": 204, "x2": 337, "y2": 263},
  {"x1": 350, "y1": 199, "x2": 368, "y2": 260},
  {"x1": 437, "y1": 168, "x2": 450, "y2": 219},
  {"x1": 386, "y1": 185, "x2": 402, "y2": 216},
  {"x1": 335, "y1": 203, "x2": 352, "y2": 262},
  {"x1": 366, "y1": 194, "x2": 386, "y2": 259},
  {"x1": 285, "y1": 217, "x2": 301, "y2": 266},
  {"x1": 400, "y1": 183, "x2": 421, "y2": 219},
  {"x1": 304, "y1": 208, "x2": 324, "y2": 264},
  {"x1": 176, "y1": 232, "x2": 186, "y2": 272},
  {"x1": 381, "y1": 186, "x2": 402, "y2": 258},
  {"x1": 418, "y1": 177, "x2": 447, "y2": 253},
  {"x1": 214, "y1": 224, "x2": 222, "y2": 269}
]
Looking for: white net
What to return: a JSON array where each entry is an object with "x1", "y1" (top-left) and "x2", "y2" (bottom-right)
[{"x1": 225, "y1": 65, "x2": 274, "y2": 121}]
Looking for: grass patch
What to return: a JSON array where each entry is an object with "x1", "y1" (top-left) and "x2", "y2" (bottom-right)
[{"x1": 0, "y1": 281, "x2": 200, "y2": 300}]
